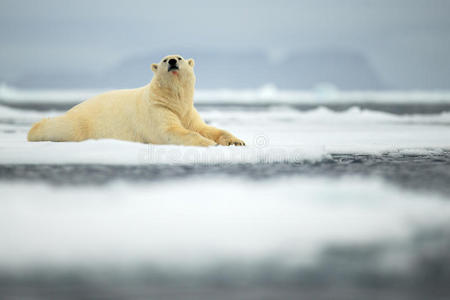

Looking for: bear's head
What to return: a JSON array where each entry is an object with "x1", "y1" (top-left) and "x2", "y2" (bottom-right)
[{"x1": 151, "y1": 55, "x2": 195, "y2": 88}]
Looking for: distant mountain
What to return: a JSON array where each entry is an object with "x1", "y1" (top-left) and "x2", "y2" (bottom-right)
[
  {"x1": 11, "y1": 48, "x2": 386, "y2": 90},
  {"x1": 272, "y1": 49, "x2": 385, "y2": 89}
]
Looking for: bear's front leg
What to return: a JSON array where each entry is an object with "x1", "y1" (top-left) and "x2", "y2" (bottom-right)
[{"x1": 164, "y1": 126, "x2": 217, "y2": 147}]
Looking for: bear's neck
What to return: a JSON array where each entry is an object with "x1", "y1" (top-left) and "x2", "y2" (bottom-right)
[{"x1": 147, "y1": 79, "x2": 194, "y2": 117}]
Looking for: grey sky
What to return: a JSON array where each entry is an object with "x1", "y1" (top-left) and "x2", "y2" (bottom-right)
[{"x1": 1, "y1": 0, "x2": 449, "y2": 89}]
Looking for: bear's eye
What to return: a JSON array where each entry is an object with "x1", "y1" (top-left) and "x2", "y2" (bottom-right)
[
  {"x1": 163, "y1": 59, "x2": 167, "y2": 63},
  {"x1": 177, "y1": 57, "x2": 182, "y2": 60}
]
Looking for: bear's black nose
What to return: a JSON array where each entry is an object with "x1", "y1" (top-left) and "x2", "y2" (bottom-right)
[{"x1": 168, "y1": 59, "x2": 177, "y2": 66}]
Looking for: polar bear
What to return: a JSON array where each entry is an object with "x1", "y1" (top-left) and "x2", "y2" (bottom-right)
[{"x1": 27, "y1": 55, "x2": 245, "y2": 146}]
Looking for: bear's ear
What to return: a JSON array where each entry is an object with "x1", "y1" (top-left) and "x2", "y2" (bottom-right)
[
  {"x1": 187, "y1": 58, "x2": 195, "y2": 68},
  {"x1": 151, "y1": 63, "x2": 158, "y2": 73}
]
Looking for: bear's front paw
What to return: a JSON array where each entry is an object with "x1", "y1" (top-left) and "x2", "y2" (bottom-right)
[
  {"x1": 198, "y1": 139, "x2": 218, "y2": 147},
  {"x1": 217, "y1": 134, "x2": 246, "y2": 146}
]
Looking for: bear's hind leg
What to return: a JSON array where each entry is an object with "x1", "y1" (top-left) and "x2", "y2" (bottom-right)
[{"x1": 28, "y1": 116, "x2": 81, "y2": 142}]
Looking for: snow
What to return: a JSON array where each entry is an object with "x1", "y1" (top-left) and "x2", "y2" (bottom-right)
[{"x1": 1, "y1": 177, "x2": 449, "y2": 270}]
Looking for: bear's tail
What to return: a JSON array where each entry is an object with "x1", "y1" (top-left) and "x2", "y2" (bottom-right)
[{"x1": 27, "y1": 116, "x2": 75, "y2": 142}]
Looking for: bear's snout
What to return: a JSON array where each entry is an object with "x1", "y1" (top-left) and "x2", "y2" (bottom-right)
[{"x1": 168, "y1": 58, "x2": 179, "y2": 72}]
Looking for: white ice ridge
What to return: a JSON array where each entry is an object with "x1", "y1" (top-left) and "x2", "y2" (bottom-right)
[{"x1": 2, "y1": 83, "x2": 450, "y2": 104}]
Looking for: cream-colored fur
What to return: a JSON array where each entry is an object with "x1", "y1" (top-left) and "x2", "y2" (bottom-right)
[{"x1": 27, "y1": 55, "x2": 245, "y2": 146}]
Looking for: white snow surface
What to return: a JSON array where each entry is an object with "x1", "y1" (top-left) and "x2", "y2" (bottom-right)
[{"x1": 0, "y1": 104, "x2": 449, "y2": 164}]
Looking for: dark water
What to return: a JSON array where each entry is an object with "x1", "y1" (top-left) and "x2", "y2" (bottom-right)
[
  {"x1": 1, "y1": 152, "x2": 450, "y2": 196},
  {"x1": 2, "y1": 100, "x2": 450, "y2": 114}
]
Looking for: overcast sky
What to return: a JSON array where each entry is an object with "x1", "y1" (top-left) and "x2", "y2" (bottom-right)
[{"x1": 1, "y1": 0, "x2": 449, "y2": 89}]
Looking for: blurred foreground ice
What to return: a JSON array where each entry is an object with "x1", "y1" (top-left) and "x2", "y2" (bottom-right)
[{"x1": 1, "y1": 177, "x2": 449, "y2": 270}]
